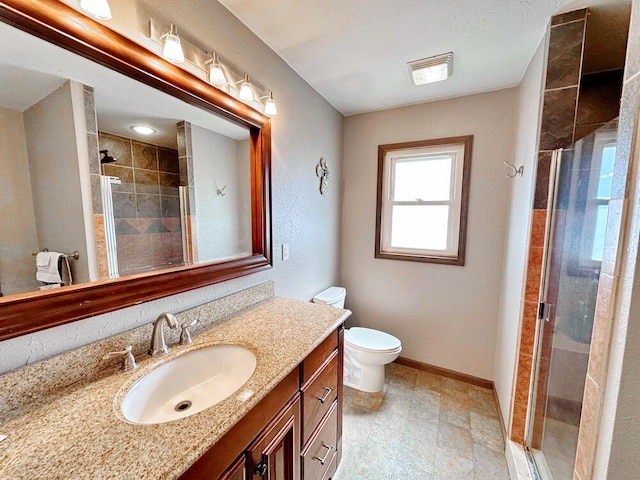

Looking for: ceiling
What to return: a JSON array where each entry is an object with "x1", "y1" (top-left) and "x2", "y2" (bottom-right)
[{"x1": 218, "y1": 0, "x2": 629, "y2": 115}]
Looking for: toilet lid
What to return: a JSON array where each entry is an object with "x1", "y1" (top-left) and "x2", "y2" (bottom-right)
[{"x1": 345, "y1": 327, "x2": 401, "y2": 353}]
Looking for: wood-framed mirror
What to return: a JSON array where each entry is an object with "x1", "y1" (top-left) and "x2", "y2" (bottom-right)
[{"x1": 0, "y1": 0, "x2": 272, "y2": 340}]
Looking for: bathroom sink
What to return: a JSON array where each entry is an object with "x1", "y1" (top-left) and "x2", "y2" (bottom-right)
[{"x1": 120, "y1": 345, "x2": 256, "y2": 424}]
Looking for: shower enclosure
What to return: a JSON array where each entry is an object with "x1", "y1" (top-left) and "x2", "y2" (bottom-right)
[{"x1": 526, "y1": 120, "x2": 617, "y2": 478}]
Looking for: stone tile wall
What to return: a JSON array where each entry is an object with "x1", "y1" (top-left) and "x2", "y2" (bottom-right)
[
  {"x1": 98, "y1": 132, "x2": 183, "y2": 275},
  {"x1": 510, "y1": 5, "x2": 635, "y2": 480}
]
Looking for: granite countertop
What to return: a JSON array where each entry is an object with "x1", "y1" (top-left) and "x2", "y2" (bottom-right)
[{"x1": 0, "y1": 296, "x2": 350, "y2": 479}]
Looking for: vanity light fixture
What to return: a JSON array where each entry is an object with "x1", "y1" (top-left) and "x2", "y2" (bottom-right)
[
  {"x1": 407, "y1": 52, "x2": 453, "y2": 85},
  {"x1": 80, "y1": 0, "x2": 112, "y2": 20},
  {"x1": 260, "y1": 91, "x2": 278, "y2": 116},
  {"x1": 207, "y1": 52, "x2": 228, "y2": 87},
  {"x1": 161, "y1": 23, "x2": 185, "y2": 64},
  {"x1": 131, "y1": 125, "x2": 156, "y2": 135},
  {"x1": 237, "y1": 74, "x2": 254, "y2": 102}
]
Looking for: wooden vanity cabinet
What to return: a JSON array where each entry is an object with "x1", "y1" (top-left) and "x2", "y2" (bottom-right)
[
  {"x1": 246, "y1": 395, "x2": 300, "y2": 480},
  {"x1": 179, "y1": 327, "x2": 343, "y2": 480},
  {"x1": 300, "y1": 330, "x2": 342, "y2": 480}
]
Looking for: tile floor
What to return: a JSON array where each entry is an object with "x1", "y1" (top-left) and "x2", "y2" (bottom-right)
[{"x1": 333, "y1": 363, "x2": 509, "y2": 480}]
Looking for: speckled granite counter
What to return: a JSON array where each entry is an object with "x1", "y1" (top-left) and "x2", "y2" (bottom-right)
[{"x1": 0, "y1": 295, "x2": 350, "y2": 479}]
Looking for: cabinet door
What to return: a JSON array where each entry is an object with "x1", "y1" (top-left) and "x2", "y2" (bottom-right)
[
  {"x1": 248, "y1": 394, "x2": 301, "y2": 480},
  {"x1": 220, "y1": 456, "x2": 246, "y2": 480}
]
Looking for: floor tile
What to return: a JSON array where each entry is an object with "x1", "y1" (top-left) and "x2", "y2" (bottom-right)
[
  {"x1": 334, "y1": 363, "x2": 509, "y2": 480},
  {"x1": 473, "y1": 443, "x2": 510, "y2": 480}
]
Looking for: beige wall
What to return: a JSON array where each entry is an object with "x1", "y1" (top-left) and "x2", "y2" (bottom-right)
[
  {"x1": 23, "y1": 81, "x2": 91, "y2": 285},
  {"x1": 341, "y1": 88, "x2": 517, "y2": 380},
  {"x1": 0, "y1": 0, "x2": 343, "y2": 373},
  {"x1": 0, "y1": 107, "x2": 40, "y2": 295},
  {"x1": 191, "y1": 125, "x2": 251, "y2": 261},
  {"x1": 493, "y1": 38, "x2": 546, "y2": 422}
]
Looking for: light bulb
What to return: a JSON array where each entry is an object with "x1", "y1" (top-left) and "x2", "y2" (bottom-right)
[
  {"x1": 208, "y1": 54, "x2": 227, "y2": 87},
  {"x1": 162, "y1": 24, "x2": 184, "y2": 64},
  {"x1": 239, "y1": 75, "x2": 254, "y2": 102},
  {"x1": 131, "y1": 125, "x2": 156, "y2": 135},
  {"x1": 80, "y1": 0, "x2": 112, "y2": 20},
  {"x1": 264, "y1": 91, "x2": 278, "y2": 116}
]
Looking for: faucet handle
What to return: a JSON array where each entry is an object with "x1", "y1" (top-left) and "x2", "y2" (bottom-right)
[
  {"x1": 104, "y1": 345, "x2": 138, "y2": 371},
  {"x1": 179, "y1": 319, "x2": 198, "y2": 345}
]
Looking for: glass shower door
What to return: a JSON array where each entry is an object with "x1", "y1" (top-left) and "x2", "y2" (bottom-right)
[{"x1": 527, "y1": 121, "x2": 616, "y2": 478}]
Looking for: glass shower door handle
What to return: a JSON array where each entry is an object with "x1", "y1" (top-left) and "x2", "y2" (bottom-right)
[{"x1": 539, "y1": 302, "x2": 551, "y2": 322}]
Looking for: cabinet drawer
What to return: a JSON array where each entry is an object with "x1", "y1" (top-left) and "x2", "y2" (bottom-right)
[
  {"x1": 321, "y1": 451, "x2": 338, "y2": 480},
  {"x1": 302, "y1": 349, "x2": 338, "y2": 445},
  {"x1": 302, "y1": 331, "x2": 338, "y2": 383},
  {"x1": 302, "y1": 401, "x2": 338, "y2": 480}
]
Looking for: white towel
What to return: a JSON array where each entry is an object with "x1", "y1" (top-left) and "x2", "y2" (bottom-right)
[{"x1": 36, "y1": 252, "x2": 63, "y2": 283}]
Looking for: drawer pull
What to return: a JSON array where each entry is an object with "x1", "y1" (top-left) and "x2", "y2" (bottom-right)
[
  {"x1": 314, "y1": 443, "x2": 333, "y2": 465},
  {"x1": 317, "y1": 387, "x2": 334, "y2": 404}
]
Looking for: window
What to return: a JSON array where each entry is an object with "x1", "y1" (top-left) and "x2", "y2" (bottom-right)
[
  {"x1": 375, "y1": 136, "x2": 473, "y2": 265},
  {"x1": 565, "y1": 128, "x2": 616, "y2": 278},
  {"x1": 584, "y1": 130, "x2": 616, "y2": 263}
]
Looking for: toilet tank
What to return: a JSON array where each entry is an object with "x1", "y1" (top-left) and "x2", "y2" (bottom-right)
[{"x1": 312, "y1": 286, "x2": 346, "y2": 308}]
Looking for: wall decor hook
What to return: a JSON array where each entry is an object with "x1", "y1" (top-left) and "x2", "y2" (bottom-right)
[
  {"x1": 216, "y1": 185, "x2": 227, "y2": 196},
  {"x1": 503, "y1": 161, "x2": 524, "y2": 178}
]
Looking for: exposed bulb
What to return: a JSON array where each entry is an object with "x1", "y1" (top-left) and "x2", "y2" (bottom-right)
[
  {"x1": 80, "y1": 0, "x2": 112, "y2": 20},
  {"x1": 264, "y1": 91, "x2": 278, "y2": 116},
  {"x1": 208, "y1": 53, "x2": 227, "y2": 87},
  {"x1": 238, "y1": 74, "x2": 254, "y2": 102},
  {"x1": 162, "y1": 24, "x2": 184, "y2": 64}
]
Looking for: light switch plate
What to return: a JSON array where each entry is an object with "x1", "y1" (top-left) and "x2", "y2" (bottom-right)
[{"x1": 281, "y1": 244, "x2": 290, "y2": 261}]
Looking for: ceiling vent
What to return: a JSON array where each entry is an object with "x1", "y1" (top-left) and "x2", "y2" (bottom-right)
[{"x1": 407, "y1": 52, "x2": 453, "y2": 86}]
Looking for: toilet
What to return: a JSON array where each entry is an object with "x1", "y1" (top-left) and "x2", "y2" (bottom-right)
[{"x1": 312, "y1": 287, "x2": 402, "y2": 393}]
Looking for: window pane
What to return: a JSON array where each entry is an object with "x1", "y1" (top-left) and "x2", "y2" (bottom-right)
[
  {"x1": 596, "y1": 144, "x2": 615, "y2": 200},
  {"x1": 591, "y1": 205, "x2": 608, "y2": 261},
  {"x1": 393, "y1": 155, "x2": 452, "y2": 201},
  {"x1": 390, "y1": 205, "x2": 449, "y2": 250}
]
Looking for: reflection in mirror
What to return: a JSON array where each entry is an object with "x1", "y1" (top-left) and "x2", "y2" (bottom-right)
[{"x1": 0, "y1": 20, "x2": 252, "y2": 298}]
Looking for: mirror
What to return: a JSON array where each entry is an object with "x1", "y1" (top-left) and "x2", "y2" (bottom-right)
[{"x1": 0, "y1": 0, "x2": 271, "y2": 340}]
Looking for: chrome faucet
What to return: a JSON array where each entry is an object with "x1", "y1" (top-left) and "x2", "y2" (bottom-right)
[{"x1": 148, "y1": 312, "x2": 178, "y2": 357}]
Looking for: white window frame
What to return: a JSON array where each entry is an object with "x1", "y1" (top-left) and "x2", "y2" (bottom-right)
[{"x1": 375, "y1": 136, "x2": 473, "y2": 265}]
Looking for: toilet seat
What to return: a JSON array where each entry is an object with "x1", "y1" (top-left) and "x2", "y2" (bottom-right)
[{"x1": 345, "y1": 327, "x2": 401, "y2": 354}]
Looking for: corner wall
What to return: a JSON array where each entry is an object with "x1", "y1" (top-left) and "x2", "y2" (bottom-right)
[
  {"x1": 0, "y1": 107, "x2": 40, "y2": 295},
  {"x1": 341, "y1": 88, "x2": 517, "y2": 380},
  {"x1": 493, "y1": 37, "x2": 546, "y2": 424}
]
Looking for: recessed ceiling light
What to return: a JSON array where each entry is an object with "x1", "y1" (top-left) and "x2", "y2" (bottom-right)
[
  {"x1": 407, "y1": 52, "x2": 453, "y2": 86},
  {"x1": 131, "y1": 125, "x2": 156, "y2": 135}
]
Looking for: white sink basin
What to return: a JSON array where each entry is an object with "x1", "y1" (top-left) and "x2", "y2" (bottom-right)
[{"x1": 121, "y1": 345, "x2": 256, "y2": 424}]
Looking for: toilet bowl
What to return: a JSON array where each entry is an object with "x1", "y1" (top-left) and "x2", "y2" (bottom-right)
[{"x1": 312, "y1": 287, "x2": 402, "y2": 393}]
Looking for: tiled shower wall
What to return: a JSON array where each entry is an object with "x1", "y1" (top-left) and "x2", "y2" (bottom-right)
[
  {"x1": 98, "y1": 132, "x2": 183, "y2": 276},
  {"x1": 511, "y1": 6, "x2": 632, "y2": 480},
  {"x1": 575, "y1": 2, "x2": 640, "y2": 478},
  {"x1": 511, "y1": 9, "x2": 590, "y2": 445}
]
